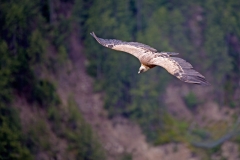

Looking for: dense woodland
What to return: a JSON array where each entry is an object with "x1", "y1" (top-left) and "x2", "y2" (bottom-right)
[{"x1": 0, "y1": 0, "x2": 240, "y2": 159}]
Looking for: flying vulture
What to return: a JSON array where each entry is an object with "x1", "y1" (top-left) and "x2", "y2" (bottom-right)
[{"x1": 90, "y1": 32, "x2": 209, "y2": 85}]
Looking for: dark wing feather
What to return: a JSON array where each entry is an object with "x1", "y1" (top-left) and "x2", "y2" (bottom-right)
[
  {"x1": 149, "y1": 56, "x2": 210, "y2": 85},
  {"x1": 90, "y1": 32, "x2": 157, "y2": 59}
]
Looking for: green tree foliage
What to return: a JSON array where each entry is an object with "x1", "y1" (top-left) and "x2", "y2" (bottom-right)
[
  {"x1": 0, "y1": 40, "x2": 13, "y2": 103},
  {"x1": 0, "y1": 0, "x2": 106, "y2": 159},
  {"x1": 47, "y1": 97, "x2": 106, "y2": 160},
  {"x1": 155, "y1": 113, "x2": 188, "y2": 144},
  {"x1": 183, "y1": 91, "x2": 201, "y2": 111},
  {"x1": 0, "y1": 13, "x2": 33, "y2": 156},
  {"x1": 65, "y1": 98, "x2": 106, "y2": 160},
  {"x1": 0, "y1": 105, "x2": 33, "y2": 160}
]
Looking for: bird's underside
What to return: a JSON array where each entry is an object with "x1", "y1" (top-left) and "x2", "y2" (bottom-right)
[{"x1": 90, "y1": 32, "x2": 210, "y2": 86}]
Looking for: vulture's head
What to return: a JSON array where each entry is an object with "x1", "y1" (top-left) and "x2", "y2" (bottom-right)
[{"x1": 138, "y1": 64, "x2": 150, "y2": 74}]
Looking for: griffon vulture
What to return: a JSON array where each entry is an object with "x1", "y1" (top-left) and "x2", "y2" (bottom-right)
[{"x1": 90, "y1": 32, "x2": 209, "y2": 85}]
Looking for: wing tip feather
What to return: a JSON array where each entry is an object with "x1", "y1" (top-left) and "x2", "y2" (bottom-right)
[
  {"x1": 90, "y1": 32, "x2": 104, "y2": 45},
  {"x1": 90, "y1": 31, "x2": 96, "y2": 37},
  {"x1": 181, "y1": 74, "x2": 210, "y2": 86}
]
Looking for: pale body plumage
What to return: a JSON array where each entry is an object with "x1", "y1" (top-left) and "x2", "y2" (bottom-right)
[{"x1": 90, "y1": 32, "x2": 209, "y2": 85}]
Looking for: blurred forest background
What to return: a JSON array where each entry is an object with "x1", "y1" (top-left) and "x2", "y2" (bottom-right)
[{"x1": 1, "y1": 0, "x2": 240, "y2": 159}]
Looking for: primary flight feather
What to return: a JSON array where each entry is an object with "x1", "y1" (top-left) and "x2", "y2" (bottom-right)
[{"x1": 90, "y1": 32, "x2": 209, "y2": 85}]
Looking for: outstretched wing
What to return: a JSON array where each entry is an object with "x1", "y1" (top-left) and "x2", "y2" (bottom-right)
[
  {"x1": 90, "y1": 32, "x2": 157, "y2": 59},
  {"x1": 149, "y1": 56, "x2": 210, "y2": 85}
]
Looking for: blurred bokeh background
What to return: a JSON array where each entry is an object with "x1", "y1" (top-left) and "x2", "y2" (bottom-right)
[{"x1": 0, "y1": 0, "x2": 240, "y2": 159}]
